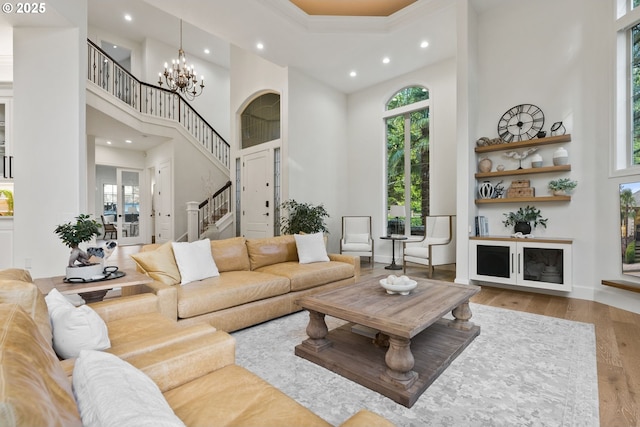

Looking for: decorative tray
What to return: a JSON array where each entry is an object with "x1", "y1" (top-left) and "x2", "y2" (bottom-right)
[{"x1": 64, "y1": 270, "x2": 125, "y2": 284}]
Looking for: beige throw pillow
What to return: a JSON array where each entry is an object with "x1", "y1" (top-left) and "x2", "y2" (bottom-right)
[{"x1": 130, "y1": 241, "x2": 181, "y2": 286}]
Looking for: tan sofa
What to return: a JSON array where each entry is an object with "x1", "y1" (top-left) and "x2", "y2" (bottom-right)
[
  {"x1": 131, "y1": 235, "x2": 360, "y2": 331},
  {"x1": 0, "y1": 268, "x2": 393, "y2": 427}
]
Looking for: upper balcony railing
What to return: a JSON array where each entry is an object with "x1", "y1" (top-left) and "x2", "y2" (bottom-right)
[{"x1": 87, "y1": 39, "x2": 230, "y2": 170}]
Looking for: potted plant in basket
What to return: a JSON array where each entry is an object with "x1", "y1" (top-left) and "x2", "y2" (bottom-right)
[
  {"x1": 502, "y1": 205, "x2": 548, "y2": 234},
  {"x1": 54, "y1": 214, "x2": 103, "y2": 279},
  {"x1": 279, "y1": 199, "x2": 329, "y2": 234},
  {"x1": 548, "y1": 178, "x2": 578, "y2": 196}
]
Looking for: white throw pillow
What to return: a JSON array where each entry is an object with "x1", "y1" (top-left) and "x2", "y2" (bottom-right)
[
  {"x1": 294, "y1": 232, "x2": 330, "y2": 264},
  {"x1": 73, "y1": 350, "x2": 185, "y2": 427},
  {"x1": 171, "y1": 239, "x2": 219, "y2": 285},
  {"x1": 44, "y1": 289, "x2": 110, "y2": 359},
  {"x1": 346, "y1": 233, "x2": 370, "y2": 244}
]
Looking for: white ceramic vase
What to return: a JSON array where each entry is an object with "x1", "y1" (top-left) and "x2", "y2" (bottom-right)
[{"x1": 553, "y1": 147, "x2": 569, "y2": 166}]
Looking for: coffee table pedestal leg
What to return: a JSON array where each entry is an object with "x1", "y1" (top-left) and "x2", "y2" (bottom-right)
[
  {"x1": 381, "y1": 335, "x2": 417, "y2": 389},
  {"x1": 301, "y1": 310, "x2": 332, "y2": 352},
  {"x1": 450, "y1": 301, "x2": 474, "y2": 331}
]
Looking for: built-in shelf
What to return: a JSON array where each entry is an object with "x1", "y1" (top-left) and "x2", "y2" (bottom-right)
[
  {"x1": 475, "y1": 164, "x2": 571, "y2": 179},
  {"x1": 475, "y1": 134, "x2": 571, "y2": 154},
  {"x1": 475, "y1": 195, "x2": 571, "y2": 204}
]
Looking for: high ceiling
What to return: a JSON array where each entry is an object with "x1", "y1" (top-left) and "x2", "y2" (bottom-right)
[{"x1": 288, "y1": 0, "x2": 417, "y2": 17}]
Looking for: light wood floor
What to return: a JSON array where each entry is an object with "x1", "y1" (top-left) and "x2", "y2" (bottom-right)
[{"x1": 112, "y1": 246, "x2": 639, "y2": 426}]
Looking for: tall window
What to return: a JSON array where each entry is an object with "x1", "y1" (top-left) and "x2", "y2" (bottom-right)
[
  {"x1": 385, "y1": 86, "x2": 430, "y2": 236},
  {"x1": 616, "y1": 1, "x2": 640, "y2": 169},
  {"x1": 240, "y1": 93, "x2": 281, "y2": 149}
]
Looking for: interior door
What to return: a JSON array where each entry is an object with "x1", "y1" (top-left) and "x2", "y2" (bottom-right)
[
  {"x1": 116, "y1": 168, "x2": 143, "y2": 245},
  {"x1": 155, "y1": 160, "x2": 173, "y2": 243},
  {"x1": 242, "y1": 149, "x2": 272, "y2": 238}
]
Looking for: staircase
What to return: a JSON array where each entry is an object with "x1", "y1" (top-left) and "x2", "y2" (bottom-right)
[
  {"x1": 86, "y1": 39, "x2": 230, "y2": 171},
  {"x1": 86, "y1": 39, "x2": 233, "y2": 239}
]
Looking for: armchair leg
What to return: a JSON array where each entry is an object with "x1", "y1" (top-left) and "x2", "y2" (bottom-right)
[{"x1": 428, "y1": 246, "x2": 433, "y2": 278}]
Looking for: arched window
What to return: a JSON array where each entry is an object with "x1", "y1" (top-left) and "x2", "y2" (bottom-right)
[
  {"x1": 385, "y1": 86, "x2": 430, "y2": 236},
  {"x1": 240, "y1": 93, "x2": 281, "y2": 149}
]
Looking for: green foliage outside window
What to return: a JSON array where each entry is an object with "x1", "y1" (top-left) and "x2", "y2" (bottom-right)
[
  {"x1": 386, "y1": 87, "x2": 430, "y2": 233},
  {"x1": 631, "y1": 24, "x2": 640, "y2": 164}
]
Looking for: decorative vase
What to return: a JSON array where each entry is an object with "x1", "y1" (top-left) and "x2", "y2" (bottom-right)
[
  {"x1": 478, "y1": 181, "x2": 495, "y2": 199},
  {"x1": 553, "y1": 147, "x2": 569, "y2": 166},
  {"x1": 496, "y1": 164, "x2": 505, "y2": 171},
  {"x1": 530, "y1": 153, "x2": 543, "y2": 168},
  {"x1": 514, "y1": 221, "x2": 532, "y2": 234},
  {"x1": 478, "y1": 157, "x2": 492, "y2": 173}
]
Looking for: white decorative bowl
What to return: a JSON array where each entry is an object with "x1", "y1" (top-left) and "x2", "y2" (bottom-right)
[{"x1": 379, "y1": 278, "x2": 417, "y2": 295}]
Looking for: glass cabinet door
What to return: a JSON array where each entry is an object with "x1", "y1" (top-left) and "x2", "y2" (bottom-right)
[{"x1": 517, "y1": 241, "x2": 572, "y2": 291}]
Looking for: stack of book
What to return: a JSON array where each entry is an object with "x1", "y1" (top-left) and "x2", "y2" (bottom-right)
[{"x1": 475, "y1": 216, "x2": 489, "y2": 236}]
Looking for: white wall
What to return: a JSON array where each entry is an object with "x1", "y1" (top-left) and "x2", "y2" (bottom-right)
[
  {"x1": 346, "y1": 58, "x2": 458, "y2": 264},
  {"x1": 12, "y1": 0, "x2": 88, "y2": 277},
  {"x1": 288, "y1": 68, "x2": 348, "y2": 253}
]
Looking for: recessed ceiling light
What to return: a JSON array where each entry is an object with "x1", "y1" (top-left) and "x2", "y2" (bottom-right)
[
  {"x1": 420, "y1": 41, "x2": 429, "y2": 48},
  {"x1": 106, "y1": 141, "x2": 112, "y2": 145},
  {"x1": 204, "y1": 48, "x2": 210, "y2": 54},
  {"x1": 382, "y1": 57, "x2": 390, "y2": 64},
  {"x1": 124, "y1": 14, "x2": 132, "y2": 21},
  {"x1": 125, "y1": 139, "x2": 132, "y2": 144},
  {"x1": 350, "y1": 71, "x2": 357, "y2": 77},
  {"x1": 113, "y1": 45, "x2": 117, "y2": 49},
  {"x1": 256, "y1": 42, "x2": 264, "y2": 50}
]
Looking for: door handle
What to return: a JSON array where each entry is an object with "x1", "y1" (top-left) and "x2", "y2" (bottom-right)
[{"x1": 8, "y1": 156, "x2": 12, "y2": 179}]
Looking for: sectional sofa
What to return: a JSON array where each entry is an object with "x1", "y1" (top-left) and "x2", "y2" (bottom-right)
[
  {"x1": 0, "y1": 268, "x2": 393, "y2": 427},
  {"x1": 130, "y1": 234, "x2": 360, "y2": 331}
]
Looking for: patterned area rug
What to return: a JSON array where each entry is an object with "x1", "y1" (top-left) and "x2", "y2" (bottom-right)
[{"x1": 232, "y1": 303, "x2": 599, "y2": 427}]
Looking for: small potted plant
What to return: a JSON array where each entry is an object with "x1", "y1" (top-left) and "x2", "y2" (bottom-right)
[
  {"x1": 548, "y1": 178, "x2": 578, "y2": 196},
  {"x1": 502, "y1": 205, "x2": 548, "y2": 234},
  {"x1": 54, "y1": 214, "x2": 103, "y2": 280},
  {"x1": 279, "y1": 199, "x2": 329, "y2": 234}
]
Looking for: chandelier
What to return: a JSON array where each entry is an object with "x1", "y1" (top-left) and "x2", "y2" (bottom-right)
[{"x1": 158, "y1": 19, "x2": 204, "y2": 100}]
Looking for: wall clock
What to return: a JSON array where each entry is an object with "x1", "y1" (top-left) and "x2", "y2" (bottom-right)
[{"x1": 497, "y1": 104, "x2": 545, "y2": 143}]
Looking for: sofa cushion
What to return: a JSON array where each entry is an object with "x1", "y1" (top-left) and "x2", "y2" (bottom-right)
[
  {"x1": 176, "y1": 271, "x2": 290, "y2": 319},
  {"x1": 45, "y1": 289, "x2": 111, "y2": 359},
  {"x1": 0, "y1": 269, "x2": 52, "y2": 344},
  {"x1": 172, "y1": 239, "x2": 219, "y2": 285},
  {"x1": 210, "y1": 237, "x2": 250, "y2": 272},
  {"x1": 73, "y1": 350, "x2": 185, "y2": 427},
  {"x1": 131, "y1": 242, "x2": 181, "y2": 286},
  {"x1": 0, "y1": 303, "x2": 82, "y2": 427},
  {"x1": 163, "y1": 364, "x2": 332, "y2": 427},
  {"x1": 294, "y1": 232, "x2": 330, "y2": 264},
  {"x1": 256, "y1": 261, "x2": 354, "y2": 291},
  {"x1": 246, "y1": 235, "x2": 298, "y2": 270}
]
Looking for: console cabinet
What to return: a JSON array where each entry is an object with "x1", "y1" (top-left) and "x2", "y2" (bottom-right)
[{"x1": 469, "y1": 236, "x2": 572, "y2": 291}]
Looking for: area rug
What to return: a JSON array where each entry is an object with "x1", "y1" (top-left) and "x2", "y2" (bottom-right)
[{"x1": 231, "y1": 303, "x2": 599, "y2": 427}]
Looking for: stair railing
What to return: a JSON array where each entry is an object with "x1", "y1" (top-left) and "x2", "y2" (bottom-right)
[
  {"x1": 198, "y1": 180, "x2": 232, "y2": 236},
  {"x1": 87, "y1": 39, "x2": 230, "y2": 170}
]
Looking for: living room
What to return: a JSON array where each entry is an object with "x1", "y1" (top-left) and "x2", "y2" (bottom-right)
[{"x1": 0, "y1": 0, "x2": 639, "y2": 424}]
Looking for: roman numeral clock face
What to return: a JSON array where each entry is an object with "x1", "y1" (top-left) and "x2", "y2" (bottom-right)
[{"x1": 497, "y1": 104, "x2": 545, "y2": 142}]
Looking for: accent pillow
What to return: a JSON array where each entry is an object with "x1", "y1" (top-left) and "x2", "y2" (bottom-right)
[
  {"x1": 45, "y1": 289, "x2": 110, "y2": 359},
  {"x1": 294, "y1": 232, "x2": 330, "y2": 264},
  {"x1": 130, "y1": 241, "x2": 181, "y2": 286},
  {"x1": 171, "y1": 239, "x2": 220, "y2": 285},
  {"x1": 346, "y1": 233, "x2": 370, "y2": 244},
  {"x1": 73, "y1": 350, "x2": 185, "y2": 427}
]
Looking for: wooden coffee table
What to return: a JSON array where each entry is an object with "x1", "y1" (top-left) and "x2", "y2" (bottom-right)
[
  {"x1": 34, "y1": 270, "x2": 153, "y2": 303},
  {"x1": 295, "y1": 275, "x2": 481, "y2": 408}
]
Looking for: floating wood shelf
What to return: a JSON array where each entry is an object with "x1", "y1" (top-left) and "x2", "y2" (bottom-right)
[
  {"x1": 475, "y1": 195, "x2": 571, "y2": 204},
  {"x1": 601, "y1": 279, "x2": 640, "y2": 293},
  {"x1": 475, "y1": 165, "x2": 571, "y2": 179},
  {"x1": 475, "y1": 134, "x2": 571, "y2": 154}
]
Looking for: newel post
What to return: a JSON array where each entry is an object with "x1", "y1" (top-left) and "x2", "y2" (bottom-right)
[{"x1": 187, "y1": 201, "x2": 199, "y2": 242}]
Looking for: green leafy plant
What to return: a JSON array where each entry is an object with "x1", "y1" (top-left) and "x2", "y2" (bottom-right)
[
  {"x1": 54, "y1": 214, "x2": 102, "y2": 248},
  {"x1": 279, "y1": 200, "x2": 329, "y2": 235},
  {"x1": 548, "y1": 178, "x2": 578, "y2": 192},
  {"x1": 502, "y1": 205, "x2": 548, "y2": 229}
]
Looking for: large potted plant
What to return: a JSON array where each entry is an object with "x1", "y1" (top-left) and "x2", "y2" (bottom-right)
[
  {"x1": 279, "y1": 199, "x2": 329, "y2": 234},
  {"x1": 502, "y1": 205, "x2": 548, "y2": 234},
  {"x1": 54, "y1": 214, "x2": 103, "y2": 280}
]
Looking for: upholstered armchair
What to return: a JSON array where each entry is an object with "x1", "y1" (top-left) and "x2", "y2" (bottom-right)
[
  {"x1": 402, "y1": 215, "x2": 454, "y2": 277},
  {"x1": 340, "y1": 216, "x2": 374, "y2": 265}
]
